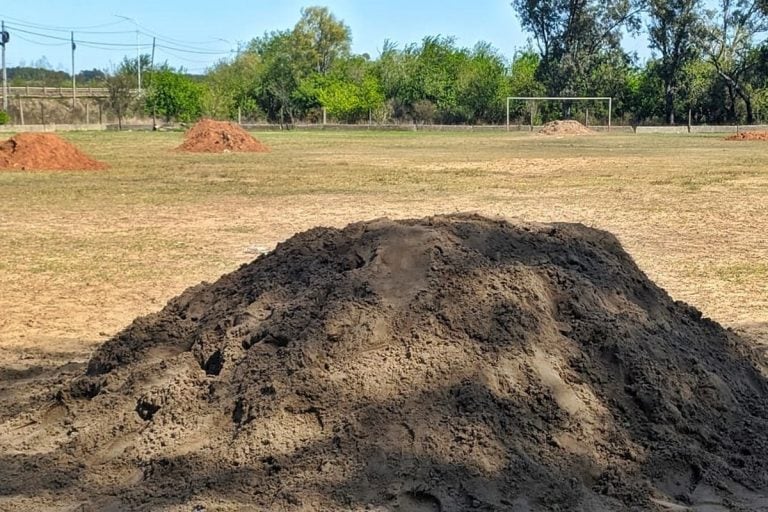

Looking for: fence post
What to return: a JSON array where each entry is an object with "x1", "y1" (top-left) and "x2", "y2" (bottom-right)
[
  {"x1": 529, "y1": 103, "x2": 534, "y2": 132},
  {"x1": 19, "y1": 97, "x2": 24, "y2": 125}
]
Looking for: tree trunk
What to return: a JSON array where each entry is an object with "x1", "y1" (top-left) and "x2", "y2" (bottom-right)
[
  {"x1": 725, "y1": 82, "x2": 737, "y2": 122},
  {"x1": 735, "y1": 87, "x2": 754, "y2": 124},
  {"x1": 665, "y1": 83, "x2": 675, "y2": 125}
]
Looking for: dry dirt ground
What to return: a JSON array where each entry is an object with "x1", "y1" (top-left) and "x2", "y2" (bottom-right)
[{"x1": 0, "y1": 130, "x2": 766, "y2": 509}]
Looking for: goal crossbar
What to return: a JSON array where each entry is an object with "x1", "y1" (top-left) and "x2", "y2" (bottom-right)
[{"x1": 506, "y1": 96, "x2": 612, "y2": 131}]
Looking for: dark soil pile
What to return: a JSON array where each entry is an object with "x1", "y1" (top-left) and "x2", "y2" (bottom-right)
[
  {"x1": 0, "y1": 132, "x2": 108, "y2": 171},
  {"x1": 539, "y1": 120, "x2": 595, "y2": 135},
  {"x1": 725, "y1": 131, "x2": 768, "y2": 141},
  {"x1": 4, "y1": 214, "x2": 768, "y2": 511},
  {"x1": 177, "y1": 119, "x2": 270, "y2": 153}
]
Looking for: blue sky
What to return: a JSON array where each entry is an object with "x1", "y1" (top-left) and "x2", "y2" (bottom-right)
[{"x1": 0, "y1": 1, "x2": 652, "y2": 74}]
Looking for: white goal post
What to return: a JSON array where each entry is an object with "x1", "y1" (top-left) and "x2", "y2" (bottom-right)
[{"x1": 506, "y1": 96, "x2": 613, "y2": 131}]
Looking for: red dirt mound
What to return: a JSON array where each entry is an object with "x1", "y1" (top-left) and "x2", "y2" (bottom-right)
[
  {"x1": 725, "y1": 131, "x2": 768, "y2": 141},
  {"x1": 539, "y1": 119, "x2": 594, "y2": 135},
  {"x1": 178, "y1": 119, "x2": 270, "y2": 153},
  {"x1": 0, "y1": 132, "x2": 108, "y2": 171},
  {"x1": 4, "y1": 214, "x2": 767, "y2": 511}
]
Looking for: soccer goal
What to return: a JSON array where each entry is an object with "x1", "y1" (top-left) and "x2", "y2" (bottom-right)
[{"x1": 506, "y1": 96, "x2": 613, "y2": 131}]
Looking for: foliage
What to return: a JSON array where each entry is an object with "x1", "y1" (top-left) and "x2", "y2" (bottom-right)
[
  {"x1": 292, "y1": 6, "x2": 351, "y2": 74},
  {"x1": 0, "y1": 111, "x2": 10, "y2": 125},
  {"x1": 510, "y1": 0, "x2": 645, "y2": 95},
  {"x1": 699, "y1": 0, "x2": 768, "y2": 122},
  {"x1": 145, "y1": 67, "x2": 204, "y2": 123},
  {"x1": 14, "y1": 5, "x2": 768, "y2": 126},
  {"x1": 104, "y1": 70, "x2": 135, "y2": 130},
  {"x1": 647, "y1": 0, "x2": 704, "y2": 123}
]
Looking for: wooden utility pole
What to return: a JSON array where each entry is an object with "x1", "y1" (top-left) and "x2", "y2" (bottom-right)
[
  {"x1": 71, "y1": 31, "x2": 76, "y2": 110},
  {"x1": 1, "y1": 20, "x2": 8, "y2": 112},
  {"x1": 150, "y1": 37, "x2": 157, "y2": 129}
]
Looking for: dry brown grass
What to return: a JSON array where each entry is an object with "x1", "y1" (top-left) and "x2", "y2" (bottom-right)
[{"x1": 0, "y1": 129, "x2": 766, "y2": 363}]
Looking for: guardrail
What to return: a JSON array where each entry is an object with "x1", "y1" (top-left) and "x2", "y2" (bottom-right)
[{"x1": 0, "y1": 86, "x2": 141, "y2": 98}]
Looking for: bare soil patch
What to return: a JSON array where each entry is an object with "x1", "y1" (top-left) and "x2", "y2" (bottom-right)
[
  {"x1": 0, "y1": 133, "x2": 108, "y2": 171},
  {"x1": 177, "y1": 119, "x2": 270, "y2": 153},
  {"x1": 725, "y1": 131, "x2": 768, "y2": 141},
  {"x1": 539, "y1": 120, "x2": 594, "y2": 136},
  {"x1": 4, "y1": 214, "x2": 767, "y2": 511}
]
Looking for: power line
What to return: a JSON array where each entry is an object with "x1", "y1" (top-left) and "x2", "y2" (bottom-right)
[
  {"x1": 155, "y1": 44, "x2": 233, "y2": 56},
  {"x1": 155, "y1": 47, "x2": 220, "y2": 65},
  {"x1": 0, "y1": 14, "x2": 126, "y2": 32},
  {"x1": 6, "y1": 24, "x2": 234, "y2": 55},
  {"x1": 2, "y1": 15, "x2": 234, "y2": 53},
  {"x1": 7, "y1": 26, "x2": 153, "y2": 48},
  {"x1": 13, "y1": 33, "x2": 70, "y2": 47}
]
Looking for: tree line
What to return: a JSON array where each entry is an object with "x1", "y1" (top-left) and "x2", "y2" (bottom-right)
[{"x1": 8, "y1": 2, "x2": 768, "y2": 126}]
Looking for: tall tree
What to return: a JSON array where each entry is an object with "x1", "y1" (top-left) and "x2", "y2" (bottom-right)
[
  {"x1": 510, "y1": 0, "x2": 644, "y2": 95},
  {"x1": 104, "y1": 69, "x2": 134, "y2": 130},
  {"x1": 145, "y1": 67, "x2": 204, "y2": 123},
  {"x1": 647, "y1": 0, "x2": 704, "y2": 124},
  {"x1": 700, "y1": 0, "x2": 768, "y2": 122},
  {"x1": 293, "y1": 6, "x2": 351, "y2": 74}
]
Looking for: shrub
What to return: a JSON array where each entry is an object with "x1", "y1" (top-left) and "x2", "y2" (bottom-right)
[{"x1": 0, "y1": 110, "x2": 10, "y2": 125}]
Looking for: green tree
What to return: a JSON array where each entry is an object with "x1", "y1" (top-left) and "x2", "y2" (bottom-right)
[
  {"x1": 456, "y1": 43, "x2": 511, "y2": 123},
  {"x1": 145, "y1": 67, "x2": 204, "y2": 123},
  {"x1": 647, "y1": 0, "x2": 704, "y2": 124},
  {"x1": 293, "y1": 6, "x2": 351, "y2": 74},
  {"x1": 510, "y1": 0, "x2": 644, "y2": 95},
  {"x1": 700, "y1": 0, "x2": 768, "y2": 122},
  {"x1": 250, "y1": 30, "x2": 309, "y2": 125},
  {"x1": 104, "y1": 69, "x2": 135, "y2": 130}
]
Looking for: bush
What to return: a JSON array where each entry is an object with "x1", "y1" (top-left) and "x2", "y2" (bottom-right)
[{"x1": 0, "y1": 110, "x2": 10, "y2": 125}]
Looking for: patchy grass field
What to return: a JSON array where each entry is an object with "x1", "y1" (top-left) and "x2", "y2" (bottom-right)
[{"x1": 0, "y1": 129, "x2": 766, "y2": 364}]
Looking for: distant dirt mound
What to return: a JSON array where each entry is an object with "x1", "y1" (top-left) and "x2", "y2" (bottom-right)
[
  {"x1": 539, "y1": 119, "x2": 594, "y2": 135},
  {"x1": 725, "y1": 131, "x2": 768, "y2": 141},
  {"x1": 3, "y1": 214, "x2": 768, "y2": 511},
  {"x1": 0, "y1": 132, "x2": 108, "y2": 171},
  {"x1": 178, "y1": 119, "x2": 270, "y2": 153}
]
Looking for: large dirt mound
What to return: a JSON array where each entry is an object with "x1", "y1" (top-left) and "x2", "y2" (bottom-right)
[
  {"x1": 3, "y1": 214, "x2": 768, "y2": 511},
  {"x1": 539, "y1": 120, "x2": 594, "y2": 135},
  {"x1": 725, "y1": 131, "x2": 768, "y2": 141},
  {"x1": 177, "y1": 119, "x2": 270, "y2": 153},
  {"x1": 0, "y1": 132, "x2": 108, "y2": 171}
]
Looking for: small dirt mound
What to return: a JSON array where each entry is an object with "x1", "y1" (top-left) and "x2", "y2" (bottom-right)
[
  {"x1": 178, "y1": 119, "x2": 270, "y2": 153},
  {"x1": 725, "y1": 131, "x2": 768, "y2": 141},
  {"x1": 0, "y1": 133, "x2": 108, "y2": 171},
  {"x1": 4, "y1": 214, "x2": 768, "y2": 511},
  {"x1": 539, "y1": 120, "x2": 594, "y2": 135}
]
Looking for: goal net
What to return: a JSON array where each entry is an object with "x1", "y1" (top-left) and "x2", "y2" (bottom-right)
[{"x1": 506, "y1": 96, "x2": 613, "y2": 131}]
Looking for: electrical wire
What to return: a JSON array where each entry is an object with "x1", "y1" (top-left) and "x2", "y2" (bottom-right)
[
  {"x1": 130, "y1": 20, "x2": 232, "y2": 51},
  {"x1": 2, "y1": 13, "x2": 236, "y2": 69},
  {"x1": 0, "y1": 14, "x2": 126, "y2": 32},
  {"x1": 7, "y1": 26, "x2": 153, "y2": 48},
  {"x1": 156, "y1": 47, "x2": 223, "y2": 65},
  {"x1": 12, "y1": 32, "x2": 70, "y2": 47},
  {"x1": 6, "y1": 24, "x2": 233, "y2": 55}
]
